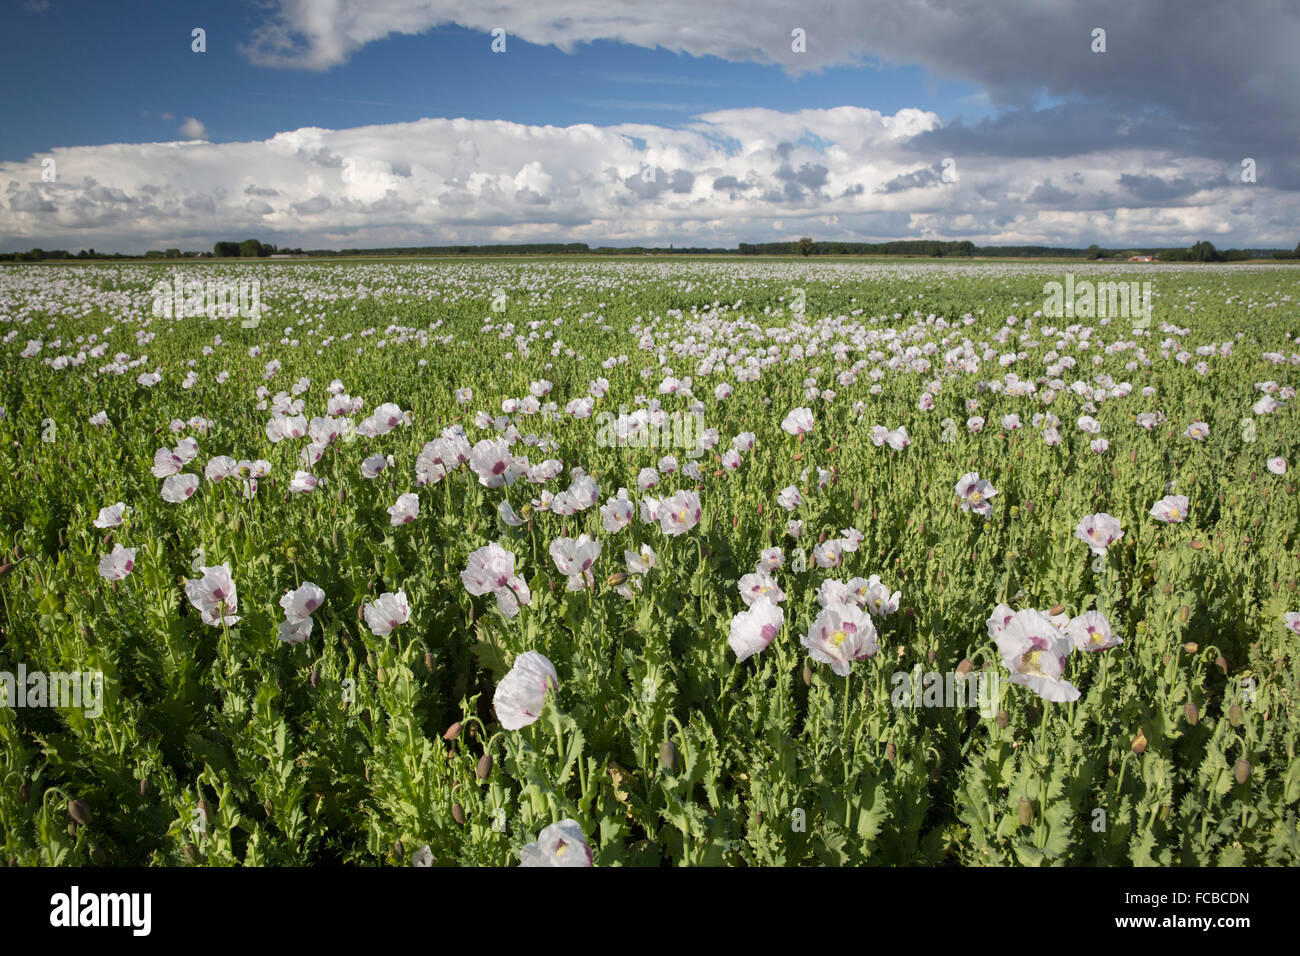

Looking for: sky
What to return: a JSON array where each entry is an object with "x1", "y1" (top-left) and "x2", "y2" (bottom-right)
[{"x1": 2, "y1": 0, "x2": 1298, "y2": 253}]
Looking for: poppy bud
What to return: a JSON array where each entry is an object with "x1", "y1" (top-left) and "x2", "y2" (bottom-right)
[
  {"x1": 393, "y1": 841, "x2": 404, "y2": 858},
  {"x1": 1162, "y1": 653, "x2": 1171, "y2": 666},
  {"x1": 1184, "y1": 700, "x2": 1199, "y2": 725},
  {"x1": 476, "y1": 753, "x2": 492, "y2": 781},
  {"x1": 885, "y1": 742, "x2": 896, "y2": 762},
  {"x1": 337, "y1": 487, "x2": 347, "y2": 504},
  {"x1": 264, "y1": 798, "x2": 273, "y2": 817},
  {"x1": 1131, "y1": 730, "x2": 1147, "y2": 754},
  {"x1": 1189, "y1": 539, "x2": 1204, "y2": 551},
  {"x1": 139, "y1": 777, "x2": 149, "y2": 797},
  {"x1": 332, "y1": 530, "x2": 340, "y2": 550},
  {"x1": 198, "y1": 799, "x2": 215, "y2": 829},
  {"x1": 1229, "y1": 704, "x2": 1242, "y2": 726},
  {"x1": 1017, "y1": 797, "x2": 1033, "y2": 826},
  {"x1": 366, "y1": 653, "x2": 376, "y2": 670},
  {"x1": 1183, "y1": 642, "x2": 1198, "y2": 653},
  {"x1": 377, "y1": 667, "x2": 388, "y2": 684},
  {"x1": 659, "y1": 741, "x2": 677, "y2": 772},
  {"x1": 956, "y1": 658, "x2": 973, "y2": 676},
  {"x1": 0, "y1": 563, "x2": 11, "y2": 578},
  {"x1": 852, "y1": 494, "x2": 860, "y2": 511},
  {"x1": 996, "y1": 710, "x2": 1009, "y2": 728},
  {"x1": 1048, "y1": 604, "x2": 1065, "y2": 617},
  {"x1": 1233, "y1": 759, "x2": 1251, "y2": 784},
  {"x1": 183, "y1": 843, "x2": 200, "y2": 865},
  {"x1": 927, "y1": 648, "x2": 937, "y2": 663},
  {"x1": 443, "y1": 722, "x2": 462, "y2": 741},
  {"x1": 18, "y1": 781, "x2": 30, "y2": 802},
  {"x1": 451, "y1": 802, "x2": 465, "y2": 825},
  {"x1": 68, "y1": 798, "x2": 91, "y2": 826},
  {"x1": 424, "y1": 652, "x2": 435, "y2": 672},
  {"x1": 802, "y1": 664, "x2": 812, "y2": 687},
  {"x1": 310, "y1": 665, "x2": 320, "y2": 688},
  {"x1": 1178, "y1": 605, "x2": 1190, "y2": 622},
  {"x1": 605, "y1": 572, "x2": 628, "y2": 587},
  {"x1": 1024, "y1": 500, "x2": 1034, "y2": 514}
]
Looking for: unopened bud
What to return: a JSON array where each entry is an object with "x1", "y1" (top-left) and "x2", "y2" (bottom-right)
[
  {"x1": 476, "y1": 753, "x2": 492, "y2": 781},
  {"x1": 1131, "y1": 730, "x2": 1148, "y2": 754},
  {"x1": 1184, "y1": 700, "x2": 1199, "y2": 725},
  {"x1": 885, "y1": 742, "x2": 896, "y2": 762},
  {"x1": 451, "y1": 802, "x2": 465, "y2": 825},
  {"x1": 68, "y1": 798, "x2": 91, "y2": 826},
  {"x1": 995, "y1": 710, "x2": 1009, "y2": 728},
  {"x1": 802, "y1": 664, "x2": 812, "y2": 687},
  {"x1": 1048, "y1": 604, "x2": 1065, "y2": 617},
  {"x1": 183, "y1": 843, "x2": 200, "y2": 865},
  {"x1": 1229, "y1": 704, "x2": 1242, "y2": 726},
  {"x1": 659, "y1": 741, "x2": 677, "y2": 772},
  {"x1": 443, "y1": 722, "x2": 462, "y2": 741},
  {"x1": 956, "y1": 658, "x2": 973, "y2": 676},
  {"x1": 1017, "y1": 797, "x2": 1033, "y2": 826},
  {"x1": 1233, "y1": 759, "x2": 1251, "y2": 784}
]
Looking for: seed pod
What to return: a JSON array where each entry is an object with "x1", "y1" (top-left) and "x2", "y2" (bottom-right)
[
  {"x1": 183, "y1": 843, "x2": 200, "y2": 865},
  {"x1": 1190, "y1": 539, "x2": 1204, "y2": 551},
  {"x1": 1216, "y1": 656, "x2": 1229, "y2": 674},
  {"x1": 1233, "y1": 759, "x2": 1251, "y2": 784},
  {"x1": 995, "y1": 710, "x2": 1010, "y2": 729},
  {"x1": 476, "y1": 753, "x2": 493, "y2": 781},
  {"x1": 332, "y1": 530, "x2": 341, "y2": 550},
  {"x1": 1184, "y1": 700, "x2": 1199, "y2": 725},
  {"x1": 1183, "y1": 642, "x2": 1198, "y2": 654},
  {"x1": 68, "y1": 798, "x2": 92, "y2": 826},
  {"x1": 884, "y1": 742, "x2": 896, "y2": 762},
  {"x1": 605, "y1": 572, "x2": 628, "y2": 587},
  {"x1": 802, "y1": 664, "x2": 812, "y2": 687},
  {"x1": 1131, "y1": 730, "x2": 1148, "y2": 754},
  {"x1": 1017, "y1": 797, "x2": 1033, "y2": 826},
  {"x1": 659, "y1": 740, "x2": 677, "y2": 772},
  {"x1": 451, "y1": 802, "x2": 465, "y2": 825},
  {"x1": 310, "y1": 665, "x2": 320, "y2": 688},
  {"x1": 1228, "y1": 704, "x2": 1242, "y2": 726},
  {"x1": 956, "y1": 658, "x2": 973, "y2": 676},
  {"x1": 443, "y1": 722, "x2": 462, "y2": 741}
]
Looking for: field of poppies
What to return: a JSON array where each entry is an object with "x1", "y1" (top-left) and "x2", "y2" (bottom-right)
[{"x1": 2, "y1": 257, "x2": 1299, "y2": 866}]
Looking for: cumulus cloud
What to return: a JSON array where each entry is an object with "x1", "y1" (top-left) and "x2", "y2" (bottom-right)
[
  {"x1": 1, "y1": 106, "x2": 1296, "y2": 252},
  {"x1": 179, "y1": 117, "x2": 208, "y2": 140}
]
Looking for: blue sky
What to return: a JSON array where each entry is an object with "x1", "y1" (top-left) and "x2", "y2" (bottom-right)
[
  {"x1": 2, "y1": 0, "x2": 1298, "y2": 252},
  {"x1": 1, "y1": 3, "x2": 993, "y2": 162}
]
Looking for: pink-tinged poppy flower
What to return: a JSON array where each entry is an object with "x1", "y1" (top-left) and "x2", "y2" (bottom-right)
[
  {"x1": 205, "y1": 456, "x2": 239, "y2": 483},
  {"x1": 362, "y1": 589, "x2": 410, "y2": 636},
  {"x1": 955, "y1": 472, "x2": 998, "y2": 517},
  {"x1": 600, "y1": 492, "x2": 633, "y2": 532},
  {"x1": 1090, "y1": 438, "x2": 1109, "y2": 454},
  {"x1": 289, "y1": 471, "x2": 319, "y2": 493},
  {"x1": 776, "y1": 486, "x2": 802, "y2": 511},
  {"x1": 494, "y1": 650, "x2": 559, "y2": 731},
  {"x1": 1077, "y1": 415, "x2": 1101, "y2": 434},
  {"x1": 388, "y1": 492, "x2": 420, "y2": 525},
  {"x1": 738, "y1": 570, "x2": 784, "y2": 607},
  {"x1": 498, "y1": 500, "x2": 527, "y2": 527},
  {"x1": 1066, "y1": 610, "x2": 1121, "y2": 652},
  {"x1": 813, "y1": 538, "x2": 844, "y2": 568},
  {"x1": 1184, "y1": 421, "x2": 1209, "y2": 441},
  {"x1": 93, "y1": 502, "x2": 129, "y2": 529},
  {"x1": 781, "y1": 407, "x2": 814, "y2": 436},
  {"x1": 758, "y1": 547, "x2": 784, "y2": 572},
  {"x1": 993, "y1": 609, "x2": 1079, "y2": 702},
  {"x1": 361, "y1": 453, "x2": 391, "y2": 479},
  {"x1": 853, "y1": 575, "x2": 901, "y2": 617},
  {"x1": 161, "y1": 473, "x2": 199, "y2": 503},
  {"x1": 1284, "y1": 612, "x2": 1300, "y2": 636},
  {"x1": 1254, "y1": 395, "x2": 1280, "y2": 415},
  {"x1": 278, "y1": 616, "x2": 313, "y2": 645},
  {"x1": 151, "y1": 447, "x2": 184, "y2": 478},
  {"x1": 1075, "y1": 513, "x2": 1123, "y2": 556},
  {"x1": 461, "y1": 542, "x2": 531, "y2": 618},
  {"x1": 185, "y1": 563, "x2": 241, "y2": 627},
  {"x1": 721, "y1": 449, "x2": 742, "y2": 470},
  {"x1": 729, "y1": 598, "x2": 784, "y2": 662},
  {"x1": 802, "y1": 602, "x2": 879, "y2": 676},
  {"x1": 98, "y1": 544, "x2": 136, "y2": 580},
  {"x1": 280, "y1": 581, "x2": 325, "y2": 622},
  {"x1": 715, "y1": 383, "x2": 734, "y2": 401},
  {"x1": 986, "y1": 603, "x2": 1017, "y2": 641},
  {"x1": 455, "y1": 387, "x2": 473, "y2": 404},
  {"x1": 787, "y1": 519, "x2": 804, "y2": 539},
  {"x1": 637, "y1": 467, "x2": 660, "y2": 492},
  {"x1": 886, "y1": 426, "x2": 910, "y2": 450},
  {"x1": 469, "y1": 437, "x2": 514, "y2": 488},
  {"x1": 733, "y1": 432, "x2": 756, "y2": 452},
  {"x1": 658, "y1": 490, "x2": 701, "y2": 536},
  {"x1": 1150, "y1": 495, "x2": 1189, "y2": 523},
  {"x1": 624, "y1": 544, "x2": 658, "y2": 576},
  {"x1": 1001, "y1": 413, "x2": 1022, "y2": 430},
  {"x1": 549, "y1": 534, "x2": 602, "y2": 591},
  {"x1": 519, "y1": 818, "x2": 591, "y2": 867},
  {"x1": 89, "y1": 411, "x2": 109, "y2": 426},
  {"x1": 1267, "y1": 457, "x2": 1287, "y2": 475},
  {"x1": 840, "y1": 527, "x2": 864, "y2": 552},
  {"x1": 967, "y1": 416, "x2": 985, "y2": 433}
]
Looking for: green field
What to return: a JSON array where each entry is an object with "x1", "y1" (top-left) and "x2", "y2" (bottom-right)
[{"x1": 2, "y1": 259, "x2": 1299, "y2": 866}]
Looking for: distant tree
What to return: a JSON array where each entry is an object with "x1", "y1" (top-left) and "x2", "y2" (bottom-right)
[
  {"x1": 238, "y1": 239, "x2": 263, "y2": 258},
  {"x1": 794, "y1": 236, "x2": 815, "y2": 256},
  {"x1": 164, "y1": 248, "x2": 181, "y2": 259},
  {"x1": 213, "y1": 241, "x2": 240, "y2": 258},
  {"x1": 1086, "y1": 244, "x2": 1103, "y2": 259},
  {"x1": 1190, "y1": 240, "x2": 1219, "y2": 262}
]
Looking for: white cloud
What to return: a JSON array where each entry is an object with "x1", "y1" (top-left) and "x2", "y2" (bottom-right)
[
  {"x1": 179, "y1": 117, "x2": 208, "y2": 140},
  {"x1": 2, "y1": 107, "x2": 1294, "y2": 252}
]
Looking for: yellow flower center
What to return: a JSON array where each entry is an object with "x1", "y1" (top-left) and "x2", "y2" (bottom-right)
[{"x1": 830, "y1": 628, "x2": 848, "y2": 647}]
